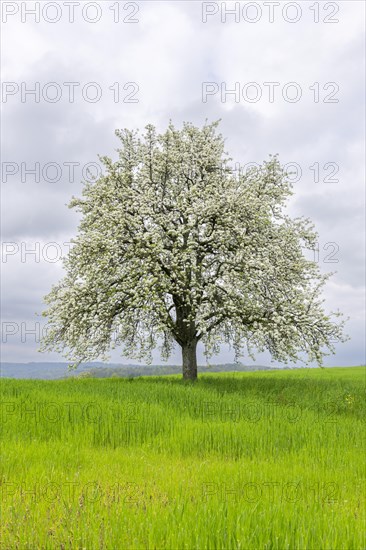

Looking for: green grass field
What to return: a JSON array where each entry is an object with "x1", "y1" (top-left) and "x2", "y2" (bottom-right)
[{"x1": 1, "y1": 366, "x2": 365, "y2": 549}]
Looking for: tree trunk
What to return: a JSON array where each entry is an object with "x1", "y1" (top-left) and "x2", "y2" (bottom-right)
[{"x1": 182, "y1": 339, "x2": 198, "y2": 381}]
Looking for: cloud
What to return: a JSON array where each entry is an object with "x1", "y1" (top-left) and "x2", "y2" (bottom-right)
[{"x1": 1, "y1": 0, "x2": 364, "y2": 365}]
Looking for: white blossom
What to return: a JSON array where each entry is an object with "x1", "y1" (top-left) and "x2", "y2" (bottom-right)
[{"x1": 41, "y1": 121, "x2": 348, "y2": 379}]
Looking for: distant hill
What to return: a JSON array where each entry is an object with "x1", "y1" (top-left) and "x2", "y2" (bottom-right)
[{"x1": 0, "y1": 362, "x2": 280, "y2": 380}]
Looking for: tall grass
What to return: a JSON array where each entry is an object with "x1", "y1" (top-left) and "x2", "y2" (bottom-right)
[{"x1": 1, "y1": 367, "x2": 365, "y2": 549}]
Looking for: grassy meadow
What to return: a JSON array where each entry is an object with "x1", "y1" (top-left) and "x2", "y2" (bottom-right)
[{"x1": 1, "y1": 366, "x2": 365, "y2": 549}]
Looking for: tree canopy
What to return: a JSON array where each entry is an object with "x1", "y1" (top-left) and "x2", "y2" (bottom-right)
[{"x1": 41, "y1": 121, "x2": 347, "y2": 379}]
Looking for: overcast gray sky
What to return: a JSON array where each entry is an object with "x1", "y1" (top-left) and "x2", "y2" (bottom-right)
[{"x1": 1, "y1": 1, "x2": 365, "y2": 366}]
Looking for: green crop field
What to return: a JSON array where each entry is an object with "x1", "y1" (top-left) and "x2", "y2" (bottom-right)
[{"x1": 1, "y1": 366, "x2": 365, "y2": 549}]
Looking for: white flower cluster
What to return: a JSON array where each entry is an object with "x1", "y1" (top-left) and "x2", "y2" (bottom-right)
[{"x1": 41, "y1": 121, "x2": 347, "y2": 370}]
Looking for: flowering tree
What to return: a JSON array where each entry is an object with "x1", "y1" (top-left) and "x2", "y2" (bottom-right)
[{"x1": 41, "y1": 121, "x2": 346, "y2": 380}]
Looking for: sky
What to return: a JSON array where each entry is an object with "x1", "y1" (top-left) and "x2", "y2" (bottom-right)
[{"x1": 1, "y1": 0, "x2": 365, "y2": 367}]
